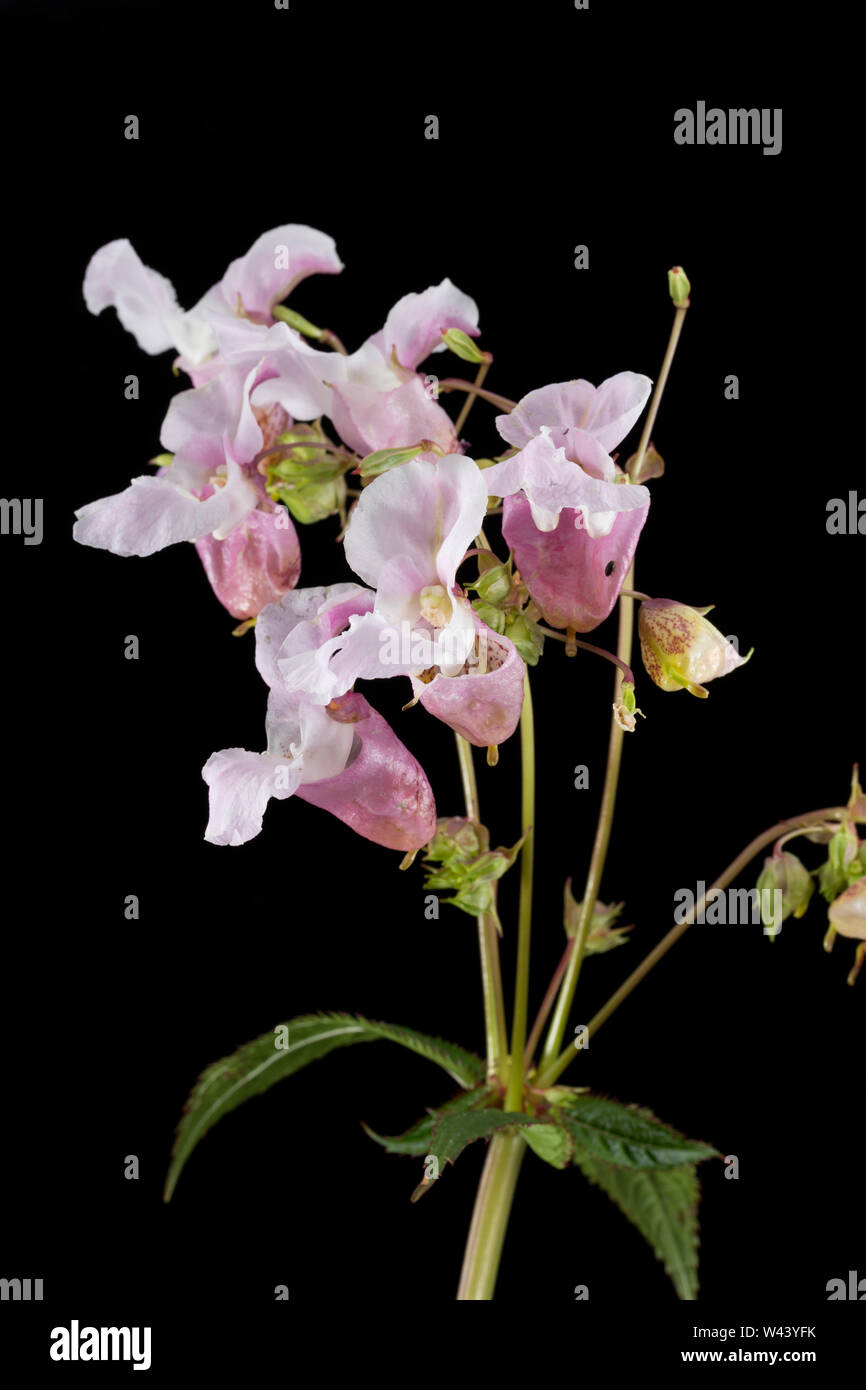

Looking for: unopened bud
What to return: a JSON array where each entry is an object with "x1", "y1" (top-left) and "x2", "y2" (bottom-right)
[
  {"x1": 756, "y1": 851, "x2": 814, "y2": 925},
  {"x1": 667, "y1": 265, "x2": 691, "y2": 308},
  {"x1": 638, "y1": 598, "x2": 751, "y2": 697}
]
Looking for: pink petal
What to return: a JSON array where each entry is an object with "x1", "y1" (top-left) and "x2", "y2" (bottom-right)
[
  {"x1": 484, "y1": 430, "x2": 649, "y2": 539},
  {"x1": 502, "y1": 493, "x2": 648, "y2": 632},
  {"x1": 411, "y1": 622, "x2": 525, "y2": 746},
  {"x1": 73, "y1": 460, "x2": 258, "y2": 557},
  {"x1": 83, "y1": 238, "x2": 217, "y2": 361},
  {"x1": 382, "y1": 278, "x2": 480, "y2": 370},
  {"x1": 203, "y1": 747, "x2": 302, "y2": 847},
  {"x1": 344, "y1": 453, "x2": 487, "y2": 590},
  {"x1": 195, "y1": 507, "x2": 301, "y2": 620},
  {"x1": 496, "y1": 373, "x2": 651, "y2": 452},
  {"x1": 296, "y1": 693, "x2": 437, "y2": 851},
  {"x1": 329, "y1": 375, "x2": 457, "y2": 456},
  {"x1": 216, "y1": 224, "x2": 343, "y2": 320}
]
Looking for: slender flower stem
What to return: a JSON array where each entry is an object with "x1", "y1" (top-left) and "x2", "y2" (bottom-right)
[
  {"x1": 537, "y1": 299, "x2": 689, "y2": 1079},
  {"x1": 537, "y1": 626, "x2": 636, "y2": 683},
  {"x1": 456, "y1": 1131, "x2": 526, "y2": 1300},
  {"x1": 454, "y1": 360, "x2": 491, "y2": 438},
  {"x1": 537, "y1": 587, "x2": 633, "y2": 1077},
  {"x1": 538, "y1": 807, "x2": 851, "y2": 1087},
  {"x1": 524, "y1": 935, "x2": 575, "y2": 1068},
  {"x1": 438, "y1": 378, "x2": 518, "y2": 413},
  {"x1": 505, "y1": 669, "x2": 536, "y2": 1111},
  {"x1": 455, "y1": 733, "x2": 507, "y2": 1080}
]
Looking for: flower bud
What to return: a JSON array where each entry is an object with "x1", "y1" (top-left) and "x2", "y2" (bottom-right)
[
  {"x1": 440, "y1": 327, "x2": 487, "y2": 364},
  {"x1": 667, "y1": 265, "x2": 691, "y2": 307},
  {"x1": 638, "y1": 598, "x2": 751, "y2": 697},
  {"x1": 828, "y1": 875, "x2": 866, "y2": 940},
  {"x1": 756, "y1": 851, "x2": 814, "y2": 924}
]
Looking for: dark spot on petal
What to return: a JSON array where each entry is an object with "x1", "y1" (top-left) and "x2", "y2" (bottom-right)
[{"x1": 605, "y1": 560, "x2": 616, "y2": 576}]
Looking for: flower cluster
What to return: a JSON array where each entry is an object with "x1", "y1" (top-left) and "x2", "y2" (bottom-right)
[{"x1": 76, "y1": 224, "x2": 751, "y2": 851}]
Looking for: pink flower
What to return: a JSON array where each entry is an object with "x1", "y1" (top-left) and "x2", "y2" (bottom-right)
[
  {"x1": 482, "y1": 373, "x2": 653, "y2": 632},
  {"x1": 280, "y1": 454, "x2": 487, "y2": 696},
  {"x1": 83, "y1": 225, "x2": 343, "y2": 366},
  {"x1": 73, "y1": 364, "x2": 302, "y2": 618},
  {"x1": 327, "y1": 279, "x2": 479, "y2": 456},
  {"x1": 204, "y1": 585, "x2": 436, "y2": 850},
  {"x1": 408, "y1": 615, "x2": 525, "y2": 748}
]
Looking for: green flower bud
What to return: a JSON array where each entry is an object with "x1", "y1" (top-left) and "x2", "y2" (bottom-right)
[
  {"x1": 440, "y1": 327, "x2": 487, "y2": 364},
  {"x1": 667, "y1": 265, "x2": 691, "y2": 307},
  {"x1": 756, "y1": 851, "x2": 814, "y2": 925},
  {"x1": 505, "y1": 611, "x2": 544, "y2": 666}
]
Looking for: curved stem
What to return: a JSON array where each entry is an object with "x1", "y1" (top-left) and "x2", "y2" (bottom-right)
[
  {"x1": 538, "y1": 805, "x2": 850, "y2": 1086},
  {"x1": 505, "y1": 669, "x2": 536, "y2": 1111},
  {"x1": 438, "y1": 378, "x2": 518, "y2": 412},
  {"x1": 456, "y1": 1131, "x2": 526, "y2": 1300},
  {"x1": 456, "y1": 733, "x2": 507, "y2": 1081}
]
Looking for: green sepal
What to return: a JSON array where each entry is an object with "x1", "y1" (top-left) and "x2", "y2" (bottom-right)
[
  {"x1": 148, "y1": 452, "x2": 174, "y2": 468},
  {"x1": 472, "y1": 599, "x2": 507, "y2": 635},
  {"x1": 358, "y1": 443, "x2": 426, "y2": 478},
  {"x1": 563, "y1": 880, "x2": 632, "y2": 953},
  {"x1": 505, "y1": 610, "x2": 545, "y2": 666},
  {"x1": 272, "y1": 304, "x2": 324, "y2": 339}
]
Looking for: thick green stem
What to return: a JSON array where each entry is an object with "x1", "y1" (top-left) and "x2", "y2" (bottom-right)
[
  {"x1": 456, "y1": 732, "x2": 507, "y2": 1080},
  {"x1": 456, "y1": 1131, "x2": 526, "y2": 1299},
  {"x1": 539, "y1": 806, "x2": 851, "y2": 1086},
  {"x1": 505, "y1": 669, "x2": 535, "y2": 1111}
]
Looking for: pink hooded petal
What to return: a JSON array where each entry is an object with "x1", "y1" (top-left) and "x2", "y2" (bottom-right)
[
  {"x1": 83, "y1": 239, "x2": 218, "y2": 361},
  {"x1": 73, "y1": 460, "x2": 258, "y2": 557},
  {"x1": 215, "y1": 224, "x2": 343, "y2": 320},
  {"x1": 484, "y1": 430, "x2": 649, "y2": 539},
  {"x1": 496, "y1": 373, "x2": 651, "y2": 452},
  {"x1": 502, "y1": 493, "x2": 648, "y2": 632},
  {"x1": 411, "y1": 622, "x2": 525, "y2": 746},
  {"x1": 296, "y1": 692, "x2": 437, "y2": 851},
  {"x1": 329, "y1": 375, "x2": 456, "y2": 456},
  {"x1": 382, "y1": 278, "x2": 480, "y2": 370},
  {"x1": 203, "y1": 747, "x2": 302, "y2": 847},
  {"x1": 195, "y1": 507, "x2": 301, "y2": 621},
  {"x1": 344, "y1": 453, "x2": 487, "y2": 590},
  {"x1": 206, "y1": 316, "x2": 340, "y2": 421}
]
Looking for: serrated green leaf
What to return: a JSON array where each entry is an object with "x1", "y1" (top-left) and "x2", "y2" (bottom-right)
[
  {"x1": 521, "y1": 1122, "x2": 574, "y2": 1169},
  {"x1": 361, "y1": 1085, "x2": 494, "y2": 1156},
  {"x1": 411, "y1": 1108, "x2": 532, "y2": 1200},
  {"x1": 572, "y1": 1149, "x2": 701, "y2": 1299},
  {"x1": 558, "y1": 1095, "x2": 718, "y2": 1169},
  {"x1": 165, "y1": 1013, "x2": 485, "y2": 1201}
]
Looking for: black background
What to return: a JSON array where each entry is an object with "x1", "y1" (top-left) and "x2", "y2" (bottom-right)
[{"x1": 1, "y1": 0, "x2": 861, "y2": 1371}]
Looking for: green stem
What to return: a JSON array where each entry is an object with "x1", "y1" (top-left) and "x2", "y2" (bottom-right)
[
  {"x1": 537, "y1": 578, "x2": 632, "y2": 1078},
  {"x1": 453, "y1": 359, "x2": 491, "y2": 438},
  {"x1": 505, "y1": 668, "x2": 535, "y2": 1111},
  {"x1": 536, "y1": 299, "x2": 689, "y2": 1082},
  {"x1": 539, "y1": 805, "x2": 851, "y2": 1086},
  {"x1": 456, "y1": 733, "x2": 507, "y2": 1080},
  {"x1": 438, "y1": 378, "x2": 518, "y2": 413},
  {"x1": 456, "y1": 1131, "x2": 526, "y2": 1299}
]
